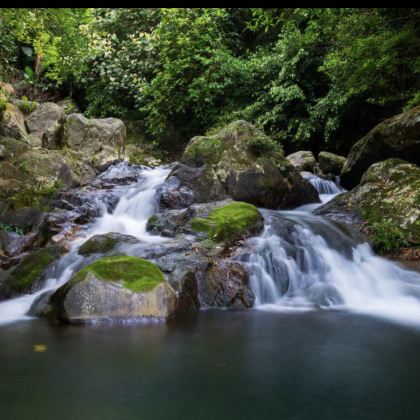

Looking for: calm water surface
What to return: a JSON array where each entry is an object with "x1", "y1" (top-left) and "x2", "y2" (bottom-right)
[{"x1": 1, "y1": 310, "x2": 420, "y2": 420}]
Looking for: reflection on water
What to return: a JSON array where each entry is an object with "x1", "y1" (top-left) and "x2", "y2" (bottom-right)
[{"x1": 1, "y1": 310, "x2": 420, "y2": 420}]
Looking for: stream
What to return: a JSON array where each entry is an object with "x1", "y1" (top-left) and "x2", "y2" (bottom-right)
[{"x1": 1, "y1": 163, "x2": 420, "y2": 419}]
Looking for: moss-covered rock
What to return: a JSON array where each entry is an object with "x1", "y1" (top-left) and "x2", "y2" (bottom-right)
[
  {"x1": 318, "y1": 151, "x2": 346, "y2": 175},
  {"x1": 190, "y1": 201, "x2": 263, "y2": 243},
  {"x1": 78, "y1": 232, "x2": 139, "y2": 256},
  {"x1": 164, "y1": 121, "x2": 319, "y2": 210},
  {"x1": 0, "y1": 246, "x2": 64, "y2": 299},
  {"x1": 341, "y1": 106, "x2": 420, "y2": 189},
  {"x1": 316, "y1": 158, "x2": 420, "y2": 253},
  {"x1": 50, "y1": 255, "x2": 176, "y2": 323}
]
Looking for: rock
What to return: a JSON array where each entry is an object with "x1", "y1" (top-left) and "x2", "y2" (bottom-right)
[
  {"x1": 170, "y1": 121, "x2": 319, "y2": 210},
  {"x1": 201, "y1": 260, "x2": 254, "y2": 308},
  {"x1": 0, "y1": 246, "x2": 64, "y2": 299},
  {"x1": 189, "y1": 201, "x2": 264, "y2": 243},
  {"x1": 341, "y1": 106, "x2": 420, "y2": 189},
  {"x1": 316, "y1": 158, "x2": 420, "y2": 249},
  {"x1": 0, "y1": 103, "x2": 28, "y2": 139},
  {"x1": 286, "y1": 151, "x2": 316, "y2": 172},
  {"x1": 159, "y1": 163, "x2": 226, "y2": 210},
  {"x1": 63, "y1": 113, "x2": 126, "y2": 170},
  {"x1": 25, "y1": 102, "x2": 66, "y2": 149},
  {"x1": 78, "y1": 232, "x2": 140, "y2": 256},
  {"x1": 0, "y1": 144, "x2": 5, "y2": 159},
  {"x1": 10, "y1": 98, "x2": 38, "y2": 115},
  {"x1": 318, "y1": 151, "x2": 346, "y2": 175},
  {"x1": 50, "y1": 255, "x2": 176, "y2": 323},
  {"x1": 56, "y1": 97, "x2": 79, "y2": 114}
]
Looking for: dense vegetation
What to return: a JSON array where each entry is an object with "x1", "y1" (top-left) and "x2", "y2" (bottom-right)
[{"x1": 1, "y1": 8, "x2": 419, "y2": 154}]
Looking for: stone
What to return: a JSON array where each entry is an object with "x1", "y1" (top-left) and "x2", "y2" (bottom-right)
[
  {"x1": 318, "y1": 151, "x2": 346, "y2": 175},
  {"x1": 25, "y1": 102, "x2": 66, "y2": 149},
  {"x1": 340, "y1": 106, "x2": 420, "y2": 189},
  {"x1": 161, "y1": 121, "x2": 319, "y2": 210},
  {"x1": 286, "y1": 150, "x2": 316, "y2": 172},
  {"x1": 0, "y1": 103, "x2": 28, "y2": 139},
  {"x1": 78, "y1": 232, "x2": 140, "y2": 256},
  {"x1": 317, "y1": 158, "x2": 420, "y2": 248},
  {"x1": 50, "y1": 256, "x2": 176, "y2": 323},
  {"x1": 63, "y1": 113, "x2": 126, "y2": 169}
]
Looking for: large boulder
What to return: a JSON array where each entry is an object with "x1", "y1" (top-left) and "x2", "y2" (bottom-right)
[
  {"x1": 158, "y1": 163, "x2": 226, "y2": 210},
  {"x1": 162, "y1": 121, "x2": 318, "y2": 210},
  {"x1": 316, "y1": 159, "x2": 420, "y2": 250},
  {"x1": 341, "y1": 106, "x2": 420, "y2": 189},
  {"x1": 25, "y1": 102, "x2": 66, "y2": 149},
  {"x1": 50, "y1": 255, "x2": 176, "y2": 323},
  {"x1": 286, "y1": 151, "x2": 316, "y2": 172},
  {"x1": 63, "y1": 113, "x2": 126, "y2": 169},
  {"x1": 0, "y1": 104, "x2": 27, "y2": 139},
  {"x1": 318, "y1": 151, "x2": 346, "y2": 176}
]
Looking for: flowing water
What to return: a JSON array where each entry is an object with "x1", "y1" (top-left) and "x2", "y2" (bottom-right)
[
  {"x1": 0, "y1": 164, "x2": 171, "y2": 325},
  {"x1": 1, "y1": 165, "x2": 420, "y2": 419}
]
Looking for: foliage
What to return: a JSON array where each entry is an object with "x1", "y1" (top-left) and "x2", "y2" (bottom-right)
[
  {"x1": 370, "y1": 219, "x2": 409, "y2": 253},
  {"x1": 1, "y1": 8, "x2": 419, "y2": 155},
  {"x1": 0, "y1": 222, "x2": 24, "y2": 235},
  {"x1": 17, "y1": 95, "x2": 38, "y2": 114}
]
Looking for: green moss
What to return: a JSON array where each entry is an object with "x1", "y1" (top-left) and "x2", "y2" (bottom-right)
[
  {"x1": 79, "y1": 236, "x2": 120, "y2": 256},
  {"x1": 76, "y1": 256, "x2": 165, "y2": 293},
  {"x1": 185, "y1": 135, "x2": 224, "y2": 164},
  {"x1": 146, "y1": 215, "x2": 159, "y2": 231},
  {"x1": 190, "y1": 201, "x2": 261, "y2": 242},
  {"x1": 369, "y1": 219, "x2": 409, "y2": 253},
  {"x1": 9, "y1": 249, "x2": 55, "y2": 294}
]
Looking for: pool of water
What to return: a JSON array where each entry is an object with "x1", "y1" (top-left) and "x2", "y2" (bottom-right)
[{"x1": 1, "y1": 310, "x2": 420, "y2": 420}]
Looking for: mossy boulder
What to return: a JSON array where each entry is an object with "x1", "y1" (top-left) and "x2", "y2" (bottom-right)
[
  {"x1": 316, "y1": 159, "x2": 420, "y2": 252},
  {"x1": 78, "y1": 232, "x2": 139, "y2": 256},
  {"x1": 318, "y1": 151, "x2": 346, "y2": 175},
  {"x1": 286, "y1": 151, "x2": 316, "y2": 172},
  {"x1": 341, "y1": 106, "x2": 420, "y2": 189},
  {"x1": 190, "y1": 201, "x2": 263, "y2": 243},
  {"x1": 167, "y1": 121, "x2": 318, "y2": 209},
  {"x1": 50, "y1": 256, "x2": 176, "y2": 323},
  {"x1": 0, "y1": 246, "x2": 64, "y2": 299}
]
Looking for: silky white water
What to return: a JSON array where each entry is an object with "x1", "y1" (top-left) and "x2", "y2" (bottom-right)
[
  {"x1": 0, "y1": 165, "x2": 171, "y2": 325},
  {"x1": 239, "y1": 174, "x2": 420, "y2": 326}
]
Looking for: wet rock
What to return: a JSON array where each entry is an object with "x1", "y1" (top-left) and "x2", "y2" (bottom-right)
[
  {"x1": 201, "y1": 260, "x2": 254, "y2": 308},
  {"x1": 0, "y1": 246, "x2": 64, "y2": 300},
  {"x1": 50, "y1": 256, "x2": 176, "y2": 323},
  {"x1": 25, "y1": 102, "x2": 66, "y2": 149},
  {"x1": 286, "y1": 151, "x2": 316, "y2": 172},
  {"x1": 158, "y1": 163, "x2": 226, "y2": 210},
  {"x1": 341, "y1": 106, "x2": 420, "y2": 189},
  {"x1": 78, "y1": 232, "x2": 140, "y2": 256},
  {"x1": 318, "y1": 151, "x2": 346, "y2": 175}
]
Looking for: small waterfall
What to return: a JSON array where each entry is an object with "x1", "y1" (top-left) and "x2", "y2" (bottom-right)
[
  {"x1": 238, "y1": 174, "x2": 420, "y2": 326},
  {"x1": 0, "y1": 165, "x2": 171, "y2": 325}
]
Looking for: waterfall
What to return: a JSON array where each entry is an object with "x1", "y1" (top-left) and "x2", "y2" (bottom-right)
[
  {"x1": 0, "y1": 165, "x2": 171, "y2": 325},
  {"x1": 238, "y1": 174, "x2": 420, "y2": 326}
]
